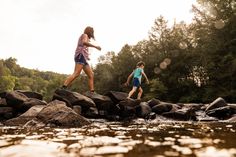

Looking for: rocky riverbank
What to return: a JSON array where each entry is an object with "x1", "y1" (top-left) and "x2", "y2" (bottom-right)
[{"x1": 0, "y1": 89, "x2": 235, "y2": 127}]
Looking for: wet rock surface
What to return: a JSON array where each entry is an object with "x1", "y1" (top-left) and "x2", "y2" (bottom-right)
[{"x1": 0, "y1": 121, "x2": 235, "y2": 157}]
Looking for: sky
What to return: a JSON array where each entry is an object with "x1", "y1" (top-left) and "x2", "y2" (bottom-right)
[{"x1": 0, "y1": 0, "x2": 196, "y2": 74}]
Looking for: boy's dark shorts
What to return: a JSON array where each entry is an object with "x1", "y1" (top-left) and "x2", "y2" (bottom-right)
[
  {"x1": 74, "y1": 53, "x2": 88, "y2": 66},
  {"x1": 133, "y1": 78, "x2": 141, "y2": 87}
]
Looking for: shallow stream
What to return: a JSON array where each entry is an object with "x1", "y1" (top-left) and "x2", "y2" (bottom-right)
[{"x1": 0, "y1": 120, "x2": 235, "y2": 157}]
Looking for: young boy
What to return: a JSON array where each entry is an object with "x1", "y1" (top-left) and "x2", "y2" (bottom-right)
[{"x1": 125, "y1": 61, "x2": 149, "y2": 99}]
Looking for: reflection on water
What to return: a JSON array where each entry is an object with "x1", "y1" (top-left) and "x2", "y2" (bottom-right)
[{"x1": 0, "y1": 121, "x2": 235, "y2": 157}]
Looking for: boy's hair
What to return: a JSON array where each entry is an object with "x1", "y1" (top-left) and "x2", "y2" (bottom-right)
[{"x1": 136, "y1": 61, "x2": 145, "y2": 67}]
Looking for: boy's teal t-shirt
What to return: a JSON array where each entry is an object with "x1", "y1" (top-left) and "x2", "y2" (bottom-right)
[{"x1": 133, "y1": 68, "x2": 143, "y2": 83}]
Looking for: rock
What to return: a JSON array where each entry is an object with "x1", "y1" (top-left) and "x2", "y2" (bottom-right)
[
  {"x1": 4, "y1": 91, "x2": 46, "y2": 113},
  {"x1": 118, "y1": 98, "x2": 141, "y2": 118},
  {"x1": 0, "y1": 91, "x2": 7, "y2": 98},
  {"x1": 226, "y1": 114, "x2": 236, "y2": 122},
  {"x1": 4, "y1": 105, "x2": 45, "y2": 126},
  {"x1": 23, "y1": 118, "x2": 45, "y2": 128},
  {"x1": 162, "y1": 108, "x2": 196, "y2": 121},
  {"x1": 206, "y1": 106, "x2": 233, "y2": 119},
  {"x1": 182, "y1": 103, "x2": 203, "y2": 111},
  {"x1": 16, "y1": 90, "x2": 43, "y2": 100},
  {"x1": 20, "y1": 105, "x2": 46, "y2": 117},
  {"x1": 83, "y1": 107, "x2": 99, "y2": 118},
  {"x1": 0, "y1": 98, "x2": 7, "y2": 106},
  {"x1": 53, "y1": 89, "x2": 96, "y2": 111},
  {"x1": 147, "y1": 98, "x2": 161, "y2": 108},
  {"x1": 146, "y1": 112, "x2": 156, "y2": 120},
  {"x1": 105, "y1": 91, "x2": 128, "y2": 104},
  {"x1": 135, "y1": 102, "x2": 152, "y2": 118},
  {"x1": 37, "y1": 100, "x2": 90, "y2": 127},
  {"x1": 152, "y1": 103, "x2": 173, "y2": 114},
  {"x1": 228, "y1": 104, "x2": 236, "y2": 114},
  {"x1": 22, "y1": 98, "x2": 47, "y2": 110},
  {"x1": 73, "y1": 106, "x2": 82, "y2": 115},
  {"x1": 0, "y1": 107, "x2": 13, "y2": 120},
  {"x1": 205, "y1": 97, "x2": 227, "y2": 112},
  {"x1": 197, "y1": 116, "x2": 219, "y2": 122},
  {"x1": 83, "y1": 91, "x2": 114, "y2": 115},
  {"x1": 5, "y1": 91, "x2": 28, "y2": 108}
]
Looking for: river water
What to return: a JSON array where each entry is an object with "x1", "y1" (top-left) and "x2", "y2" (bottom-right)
[{"x1": 0, "y1": 120, "x2": 235, "y2": 157}]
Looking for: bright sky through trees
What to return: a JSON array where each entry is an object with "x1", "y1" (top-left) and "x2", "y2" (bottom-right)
[{"x1": 0, "y1": 0, "x2": 196, "y2": 74}]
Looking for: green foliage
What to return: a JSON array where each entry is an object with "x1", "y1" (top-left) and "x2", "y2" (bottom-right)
[
  {"x1": 93, "y1": 0, "x2": 236, "y2": 103},
  {"x1": 1, "y1": 0, "x2": 235, "y2": 103},
  {"x1": 0, "y1": 75, "x2": 16, "y2": 92}
]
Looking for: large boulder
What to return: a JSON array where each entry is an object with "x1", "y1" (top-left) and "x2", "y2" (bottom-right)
[
  {"x1": 205, "y1": 97, "x2": 227, "y2": 112},
  {"x1": 83, "y1": 91, "x2": 114, "y2": 116},
  {"x1": 16, "y1": 90, "x2": 43, "y2": 100},
  {"x1": 37, "y1": 100, "x2": 90, "y2": 127},
  {"x1": 135, "y1": 102, "x2": 152, "y2": 118},
  {"x1": 4, "y1": 105, "x2": 45, "y2": 126},
  {"x1": 5, "y1": 91, "x2": 46, "y2": 113},
  {"x1": 118, "y1": 98, "x2": 141, "y2": 118},
  {"x1": 5, "y1": 91, "x2": 28, "y2": 107},
  {"x1": 105, "y1": 91, "x2": 128, "y2": 104},
  {"x1": 53, "y1": 89, "x2": 95, "y2": 111},
  {"x1": 0, "y1": 107, "x2": 13, "y2": 120},
  {"x1": 147, "y1": 98, "x2": 161, "y2": 108},
  {"x1": 152, "y1": 103, "x2": 175, "y2": 114}
]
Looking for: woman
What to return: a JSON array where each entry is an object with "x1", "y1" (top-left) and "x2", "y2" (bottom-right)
[{"x1": 62, "y1": 26, "x2": 101, "y2": 92}]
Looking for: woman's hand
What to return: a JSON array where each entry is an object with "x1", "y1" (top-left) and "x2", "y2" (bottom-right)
[{"x1": 96, "y1": 46, "x2": 102, "y2": 51}]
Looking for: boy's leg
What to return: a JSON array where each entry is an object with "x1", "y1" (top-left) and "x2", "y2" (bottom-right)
[
  {"x1": 137, "y1": 87, "x2": 143, "y2": 100},
  {"x1": 128, "y1": 87, "x2": 137, "y2": 98}
]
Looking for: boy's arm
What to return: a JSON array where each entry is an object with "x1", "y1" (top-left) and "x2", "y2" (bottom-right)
[
  {"x1": 142, "y1": 71, "x2": 149, "y2": 84},
  {"x1": 125, "y1": 72, "x2": 134, "y2": 85},
  {"x1": 81, "y1": 34, "x2": 101, "y2": 50}
]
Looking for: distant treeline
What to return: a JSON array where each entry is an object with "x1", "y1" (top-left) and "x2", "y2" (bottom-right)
[{"x1": 0, "y1": 0, "x2": 235, "y2": 103}]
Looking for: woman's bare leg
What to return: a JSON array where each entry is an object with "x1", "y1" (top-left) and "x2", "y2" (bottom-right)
[
  {"x1": 63, "y1": 63, "x2": 83, "y2": 87},
  {"x1": 83, "y1": 65, "x2": 94, "y2": 91}
]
